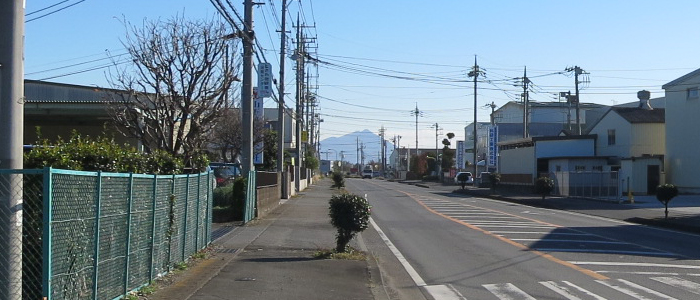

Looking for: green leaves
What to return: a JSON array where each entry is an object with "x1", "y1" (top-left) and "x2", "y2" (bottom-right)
[
  {"x1": 24, "y1": 132, "x2": 185, "y2": 174},
  {"x1": 329, "y1": 193, "x2": 371, "y2": 252}
]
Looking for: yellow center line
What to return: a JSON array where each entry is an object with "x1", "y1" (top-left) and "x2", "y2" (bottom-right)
[{"x1": 402, "y1": 191, "x2": 609, "y2": 280}]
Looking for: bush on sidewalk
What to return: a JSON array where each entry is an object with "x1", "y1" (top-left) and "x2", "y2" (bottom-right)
[
  {"x1": 534, "y1": 176, "x2": 554, "y2": 200},
  {"x1": 329, "y1": 193, "x2": 371, "y2": 253},
  {"x1": 656, "y1": 184, "x2": 679, "y2": 219},
  {"x1": 331, "y1": 171, "x2": 345, "y2": 189}
]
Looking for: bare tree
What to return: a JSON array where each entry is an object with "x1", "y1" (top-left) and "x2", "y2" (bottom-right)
[
  {"x1": 108, "y1": 15, "x2": 239, "y2": 168},
  {"x1": 209, "y1": 107, "x2": 269, "y2": 164}
]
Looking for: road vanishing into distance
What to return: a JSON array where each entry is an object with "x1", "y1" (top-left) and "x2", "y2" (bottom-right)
[{"x1": 346, "y1": 179, "x2": 700, "y2": 300}]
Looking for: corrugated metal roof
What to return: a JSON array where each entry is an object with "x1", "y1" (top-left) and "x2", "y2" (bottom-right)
[
  {"x1": 24, "y1": 80, "x2": 127, "y2": 103},
  {"x1": 662, "y1": 68, "x2": 700, "y2": 89}
]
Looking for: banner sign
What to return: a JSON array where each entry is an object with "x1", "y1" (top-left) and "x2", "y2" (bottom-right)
[
  {"x1": 457, "y1": 141, "x2": 465, "y2": 170},
  {"x1": 488, "y1": 125, "x2": 498, "y2": 167},
  {"x1": 257, "y1": 62, "x2": 273, "y2": 98}
]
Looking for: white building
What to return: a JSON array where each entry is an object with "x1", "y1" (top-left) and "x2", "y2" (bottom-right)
[
  {"x1": 662, "y1": 67, "x2": 700, "y2": 193},
  {"x1": 586, "y1": 91, "x2": 665, "y2": 195}
]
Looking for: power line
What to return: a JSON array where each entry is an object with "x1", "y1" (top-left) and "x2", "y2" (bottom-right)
[{"x1": 26, "y1": 0, "x2": 87, "y2": 23}]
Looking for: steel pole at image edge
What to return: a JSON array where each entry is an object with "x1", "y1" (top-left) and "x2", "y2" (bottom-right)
[{"x1": 0, "y1": 1, "x2": 24, "y2": 299}]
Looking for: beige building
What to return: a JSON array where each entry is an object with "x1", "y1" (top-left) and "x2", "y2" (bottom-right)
[
  {"x1": 663, "y1": 68, "x2": 700, "y2": 193},
  {"x1": 586, "y1": 91, "x2": 665, "y2": 194}
]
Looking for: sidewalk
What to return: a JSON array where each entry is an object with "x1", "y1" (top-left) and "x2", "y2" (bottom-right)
[{"x1": 148, "y1": 179, "x2": 380, "y2": 300}]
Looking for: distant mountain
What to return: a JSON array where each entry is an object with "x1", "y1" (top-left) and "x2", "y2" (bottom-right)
[{"x1": 319, "y1": 129, "x2": 394, "y2": 165}]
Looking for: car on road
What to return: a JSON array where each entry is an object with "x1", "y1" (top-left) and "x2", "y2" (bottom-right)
[
  {"x1": 454, "y1": 172, "x2": 474, "y2": 185},
  {"x1": 212, "y1": 164, "x2": 240, "y2": 187},
  {"x1": 362, "y1": 168, "x2": 373, "y2": 179}
]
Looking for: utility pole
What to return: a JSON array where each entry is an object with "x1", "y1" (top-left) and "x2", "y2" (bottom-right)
[
  {"x1": 356, "y1": 136, "x2": 360, "y2": 171},
  {"x1": 468, "y1": 56, "x2": 483, "y2": 175},
  {"x1": 432, "y1": 123, "x2": 441, "y2": 174},
  {"x1": 276, "y1": 0, "x2": 288, "y2": 197},
  {"x1": 522, "y1": 66, "x2": 530, "y2": 138},
  {"x1": 241, "y1": 0, "x2": 255, "y2": 177},
  {"x1": 293, "y1": 13, "x2": 304, "y2": 192},
  {"x1": 0, "y1": 1, "x2": 24, "y2": 299},
  {"x1": 566, "y1": 66, "x2": 588, "y2": 135},
  {"x1": 410, "y1": 104, "x2": 423, "y2": 172},
  {"x1": 379, "y1": 126, "x2": 386, "y2": 175}
]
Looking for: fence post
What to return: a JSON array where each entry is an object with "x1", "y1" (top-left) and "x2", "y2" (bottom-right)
[
  {"x1": 182, "y1": 174, "x2": 190, "y2": 261},
  {"x1": 42, "y1": 167, "x2": 53, "y2": 299},
  {"x1": 91, "y1": 171, "x2": 103, "y2": 299},
  {"x1": 122, "y1": 173, "x2": 135, "y2": 297},
  {"x1": 167, "y1": 174, "x2": 175, "y2": 271},
  {"x1": 149, "y1": 174, "x2": 157, "y2": 281},
  {"x1": 195, "y1": 173, "x2": 201, "y2": 251},
  {"x1": 206, "y1": 171, "x2": 212, "y2": 245}
]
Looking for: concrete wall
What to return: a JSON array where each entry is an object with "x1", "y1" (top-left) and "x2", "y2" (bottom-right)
[
  {"x1": 499, "y1": 146, "x2": 535, "y2": 184},
  {"x1": 665, "y1": 72, "x2": 700, "y2": 192}
]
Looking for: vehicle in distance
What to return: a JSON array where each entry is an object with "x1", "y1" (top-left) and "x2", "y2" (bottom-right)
[
  {"x1": 454, "y1": 172, "x2": 473, "y2": 185},
  {"x1": 211, "y1": 164, "x2": 241, "y2": 187},
  {"x1": 362, "y1": 166, "x2": 373, "y2": 179}
]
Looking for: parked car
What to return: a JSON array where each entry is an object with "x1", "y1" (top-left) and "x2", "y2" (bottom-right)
[
  {"x1": 212, "y1": 165, "x2": 240, "y2": 187},
  {"x1": 454, "y1": 172, "x2": 474, "y2": 185}
]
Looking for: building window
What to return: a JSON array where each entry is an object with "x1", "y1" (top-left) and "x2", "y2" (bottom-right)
[
  {"x1": 689, "y1": 87, "x2": 699, "y2": 99},
  {"x1": 575, "y1": 165, "x2": 586, "y2": 171},
  {"x1": 555, "y1": 165, "x2": 561, "y2": 172},
  {"x1": 592, "y1": 166, "x2": 603, "y2": 171},
  {"x1": 607, "y1": 129, "x2": 616, "y2": 145}
]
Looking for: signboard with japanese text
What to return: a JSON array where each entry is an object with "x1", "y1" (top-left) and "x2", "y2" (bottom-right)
[
  {"x1": 257, "y1": 62, "x2": 273, "y2": 98},
  {"x1": 456, "y1": 141, "x2": 465, "y2": 170},
  {"x1": 488, "y1": 125, "x2": 498, "y2": 167}
]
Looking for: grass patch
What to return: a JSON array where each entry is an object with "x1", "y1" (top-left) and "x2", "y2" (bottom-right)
[{"x1": 313, "y1": 247, "x2": 367, "y2": 260}]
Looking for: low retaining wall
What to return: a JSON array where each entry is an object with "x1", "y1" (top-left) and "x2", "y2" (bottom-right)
[{"x1": 256, "y1": 172, "x2": 282, "y2": 218}]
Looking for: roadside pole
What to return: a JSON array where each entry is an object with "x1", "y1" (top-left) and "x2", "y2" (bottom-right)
[{"x1": 0, "y1": 1, "x2": 25, "y2": 299}]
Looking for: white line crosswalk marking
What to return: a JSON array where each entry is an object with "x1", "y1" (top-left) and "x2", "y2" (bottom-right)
[
  {"x1": 540, "y1": 280, "x2": 607, "y2": 300},
  {"x1": 483, "y1": 283, "x2": 537, "y2": 300},
  {"x1": 651, "y1": 277, "x2": 700, "y2": 295},
  {"x1": 596, "y1": 279, "x2": 677, "y2": 300}
]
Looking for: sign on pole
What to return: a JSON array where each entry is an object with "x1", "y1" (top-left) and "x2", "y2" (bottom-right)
[
  {"x1": 488, "y1": 125, "x2": 498, "y2": 167},
  {"x1": 253, "y1": 87, "x2": 264, "y2": 164},
  {"x1": 456, "y1": 141, "x2": 465, "y2": 170},
  {"x1": 257, "y1": 62, "x2": 273, "y2": 98}
]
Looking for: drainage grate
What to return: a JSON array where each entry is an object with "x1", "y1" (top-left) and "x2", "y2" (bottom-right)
[{"x1": 212, "y1": 226, "x2": 235, "y2": 241}]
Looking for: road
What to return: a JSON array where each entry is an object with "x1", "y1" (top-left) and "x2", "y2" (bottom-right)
[{"x1": 347, "y1": 178, "x2": 700, "y2": 300}]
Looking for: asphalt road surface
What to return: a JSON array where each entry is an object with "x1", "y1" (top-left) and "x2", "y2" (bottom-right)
[{"x1": 347, "y1": 178, "x2": 700, "y2": 300}]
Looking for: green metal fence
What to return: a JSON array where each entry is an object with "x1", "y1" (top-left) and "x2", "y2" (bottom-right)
[{"x1": 0, "y1": 168, "x2": 213, "y2": 300}]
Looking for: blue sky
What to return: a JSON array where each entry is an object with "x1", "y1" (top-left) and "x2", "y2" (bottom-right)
[{"x1": 24, "y1": 0, "x2": 700, "y2": 152}]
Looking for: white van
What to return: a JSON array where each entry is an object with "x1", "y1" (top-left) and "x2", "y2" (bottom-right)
[{"x1": 362, "y1": 167, "x2": 373, "y2": 179}]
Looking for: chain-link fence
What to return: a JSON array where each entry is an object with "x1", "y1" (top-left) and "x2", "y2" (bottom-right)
[
  {"x1": 549, "y1": 171, "x2": 620, "y2": 201},
  {"x1": 0, "y1": 168, "x2": 213, "y2": 300}
]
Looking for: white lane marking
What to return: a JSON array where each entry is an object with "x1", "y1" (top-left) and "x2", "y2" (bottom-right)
[
  {"x1": 596, "y1": 279, "x2": 677, "y2": 300},
  {"x1": 651, "y1": 277, "x2": 700, "y2": 295},
  {"x1": 369, "y1": 217, "x2": 425, "y2": 286},
  {"x1": 369, "y1": 217, "x2": 463, "y2": 300},
  {"x1": 598, "y1": 271, "x2": 700, "y2": 276},
  {"x1": 491, "y1": 231, "x2": 592, "y2": 236},
  {"x1": 511, "y1": 239, "x2": 630, "y2": 244},
  {"x1": 424, "y1": 285, "x2": 467, "y2": 300},
  {"x1": 483, "y1": 283, "x2": 537, "y2": 300},
  {"x1": 540, "y1": 280, "x2": 607, "y2": 300},
  {"x1": 535, "y1": 249, "x2": 676, "y2": 256},
  {"x1": 473, "y1": 225, "x2": 556, "y2": 229},
  {"x1": 571, "y1": 262, "x2": 700, "y2": 269}
]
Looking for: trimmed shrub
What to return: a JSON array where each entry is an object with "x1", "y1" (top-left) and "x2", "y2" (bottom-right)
[
  {"x1": 329, "y1": 193, "x2": 371, "y2": 253},
  {"x1": 656, "y1": 184, "x2": 679, "y2": 219},
  {"x1": 331, "y1": 171, "x2": 345, "y2": 189},
  {"x1": 534, "y1": 176, "x2": 554, "y2": 200}
]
